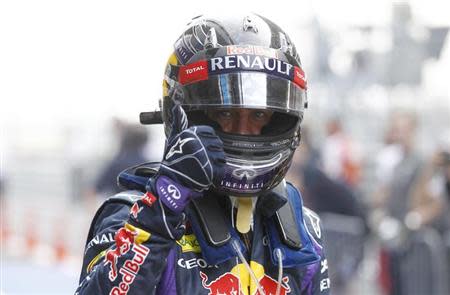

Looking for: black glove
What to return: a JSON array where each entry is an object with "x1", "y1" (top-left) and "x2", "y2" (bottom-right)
[{"x1": 149, "y1": 104, "x2": 226, "y2": 213}]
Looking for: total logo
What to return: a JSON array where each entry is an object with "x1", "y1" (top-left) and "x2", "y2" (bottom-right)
[
  {"x1": 179, "y1": 60, "x2": 209, "y2": 85},
  {"x1": 199, "y1": 271, "x2": 291, "y2": 295},
  {"x1": 185, "y1": 65, "x2": 206, "y2": 74}
]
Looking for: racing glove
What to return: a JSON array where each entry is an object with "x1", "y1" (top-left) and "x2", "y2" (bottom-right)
[{"x1": 149, "y1": 104, "x2": 226, "y2": 213}]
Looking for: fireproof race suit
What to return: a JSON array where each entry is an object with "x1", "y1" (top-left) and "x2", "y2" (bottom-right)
[{"x1": 76, "y1": 165, "x2": 330, "y2": 295}]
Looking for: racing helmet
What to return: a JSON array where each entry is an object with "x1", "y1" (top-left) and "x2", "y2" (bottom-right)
[{"x1": 161, "y1": 14, "x2": 308, "y2": 197}]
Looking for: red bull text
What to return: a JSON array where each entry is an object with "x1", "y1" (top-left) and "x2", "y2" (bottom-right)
[{"x1": 109, "y1": 243, "x2": 149, "y2": 295}]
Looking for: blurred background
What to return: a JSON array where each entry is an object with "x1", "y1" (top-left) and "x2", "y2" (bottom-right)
[{"x1": 1, "y1": 0, "x2": 449, "y2": 294}]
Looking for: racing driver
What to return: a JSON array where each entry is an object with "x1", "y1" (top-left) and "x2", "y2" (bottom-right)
[{"x1": 76, "y1": 13, "x2": 330, "y2": 295}]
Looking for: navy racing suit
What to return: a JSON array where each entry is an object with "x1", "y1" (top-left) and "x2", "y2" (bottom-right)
[{"x1": 76, "y1": 165, "x2": 330, "y2": 295}]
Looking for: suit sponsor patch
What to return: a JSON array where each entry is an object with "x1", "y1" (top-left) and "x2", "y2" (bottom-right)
[{"x1": 176, "y1": 234, "x2": 201, "y2": 253}]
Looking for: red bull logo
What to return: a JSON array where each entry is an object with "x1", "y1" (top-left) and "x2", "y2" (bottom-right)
[
  {"x1": 130, "y1": 203, "x2": 143, "y2": 218},
  {"x1": 109, "y1": 243, "x2": 149, "y2": 295},
  {"x1": 199, "y1": 271, "x2": 291, "y2": 295},
  {"x1": 104, "y1": 227, "x2": 137, "y2": 281},
  {"x1": 256, "y1": 275, "x2": 291, "y2": 295},
  {"x1": 200, "y1": 271, "x2": 243, "y2": 295}
]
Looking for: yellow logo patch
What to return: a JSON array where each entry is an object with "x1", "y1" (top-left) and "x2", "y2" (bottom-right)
[
  {"x1": 124, "y1": 223, "x2": 151, "y2": 244},
  {"x1": 176, "y1": 234, "x2": 201, "y2": 253},
  {"x1": 231, "y1": 261, "x2": 265, "y2": 295}
]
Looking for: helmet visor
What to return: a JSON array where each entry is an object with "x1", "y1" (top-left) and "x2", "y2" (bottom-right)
[{"x1": 177, "y1": 72, "x2": 306, "y2": 115}]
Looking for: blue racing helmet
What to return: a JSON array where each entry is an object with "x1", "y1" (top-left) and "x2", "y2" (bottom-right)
[{"x1": 160, "y1": 13, "x2": 308, "y2": 197}]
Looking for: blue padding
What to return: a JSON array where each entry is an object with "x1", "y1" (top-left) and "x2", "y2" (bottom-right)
[
  {"x1": 265, "y1": 183, "x2": 321, "y2": 268},
  {"x1": 117, "y1": 171, "x2": 148, "y2": 191}
]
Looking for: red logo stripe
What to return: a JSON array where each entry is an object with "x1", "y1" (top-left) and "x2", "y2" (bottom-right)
[{"x1": 179, "y1": 60, "x2": 209, "y2": 85}]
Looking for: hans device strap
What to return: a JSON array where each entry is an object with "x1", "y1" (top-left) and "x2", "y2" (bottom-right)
[
  {"x1": 190, "y1": 196, "x2": 231, "y2": 246},
  {"x1": 272, "y1": 182, "x2": 302, "y2": 250},
  {"x1": 257, "y1": 181, "x2": 302, "y2": 250},
  {"x1": 117, "y1": 162, "x2": 302, "y2": 250},
  {"x1": 275, "y1": 200, "x2": 302, "y2": 250}
]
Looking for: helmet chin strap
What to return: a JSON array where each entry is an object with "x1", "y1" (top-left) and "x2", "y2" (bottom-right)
[{"x1": 235, "y1": 198, "x2": 255, "y2": 234}]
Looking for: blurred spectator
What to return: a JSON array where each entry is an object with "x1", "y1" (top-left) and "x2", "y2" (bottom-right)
[
  {"x1": 407, "y1": 133, "x2": 450, "y2": 232},
  {"x1": 91, "y1": 120, "x2": 149, "y2": 198},
  {"x1": 0, "y1": 176, "x2": 4, "y2": 203},
  {"x1": 371, "y1": 111, "x2": 423, "y2": 295},
  {"x1": 0, "y1": 175, "x2": 8, "y2": 242},
  {"x1": 290, "y1": 126, "x2": 367, "y2": 214},
  {"x1": 288, "y1": 127, "x2": 368, "y2": 295},
  {"x1": 371, "y1": 111, "x2": 422, "y2": 219},
  {"x1": 320, "y1": 117, "x2": 361, "y2": 188},
  {"x1": 289, "y1": 126, "x2": 367, "y2": 221}
]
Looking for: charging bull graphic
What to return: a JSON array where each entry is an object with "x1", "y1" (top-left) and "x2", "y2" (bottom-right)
[
  {"x1": 256, "y1": 275, "x2": 291, "y2": 295},
  {"x1": 104, "y1": 227, "x2": 137, "y2": 281},
  {"x1": 200, "y1": 271, "x2": 243, "y2": 295},
  {"x1": 199, "y1": 271, "x2": 291, "y2": 295}
]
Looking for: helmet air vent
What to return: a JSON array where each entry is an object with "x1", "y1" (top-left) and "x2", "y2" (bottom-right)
[
  {"x1": 204, "y1": 28, "x2": 218, "y2": 49},
  {"x1": 279, "y1": 32, "x2": 293, "y2": 55},
  {"x1": 243, "y1": 16, "x2": 258, "y2": 33}
]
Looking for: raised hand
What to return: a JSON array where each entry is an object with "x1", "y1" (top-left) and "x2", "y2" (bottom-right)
[{"x1": 150, "y1": 104, "x2": 226, "y2": 213}]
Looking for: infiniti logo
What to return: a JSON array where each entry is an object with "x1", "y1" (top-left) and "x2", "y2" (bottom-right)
[
  {"x1": 232, "y1": 168, "x2": 257, "y2": 180},
  {"x1": 167, "y1": 184, "x2": 181, "y2": 200}
]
